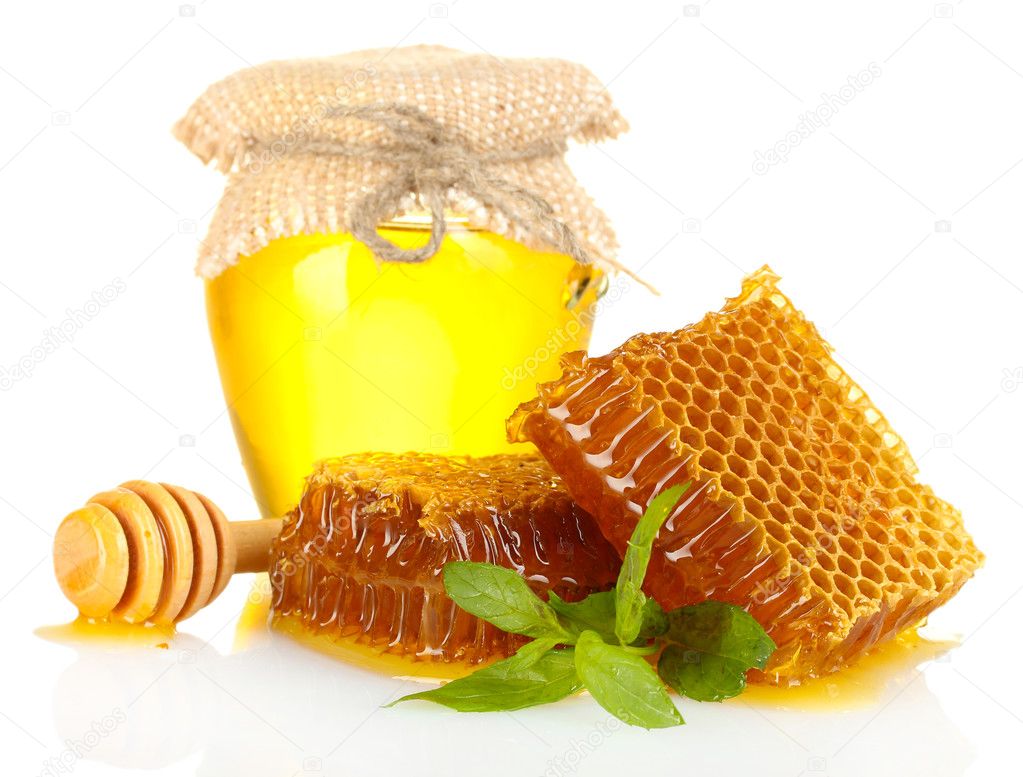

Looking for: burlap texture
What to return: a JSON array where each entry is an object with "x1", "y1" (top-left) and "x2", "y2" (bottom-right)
[{"x1": 174, "y1": 45, "x2": 627, "y2": 278}]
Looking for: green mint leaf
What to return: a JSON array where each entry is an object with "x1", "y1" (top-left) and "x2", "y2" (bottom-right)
[
  {"x1": 443, "y1": 561, "x2": 568, "y2": 640},
  {"x1": 387, "y1": 647, "x2": 581, "y2": 712},
  {"x1": 614, "y1": 483, "x2": 690, "y2": 645},
  {"x1": 657, "y1": 601, "x2": 776, "y2": 702},
  {"x1": 658, "y1": 644, "x2": 747, "y2": 702},
  {"x1": 502, "y1": 637, "x2": 561, "y2": 670},
  {"x1": 639, "y1": 598, "x2": 668, "y2": 640},
  {"x1": 665, "y1": 601, "x2": 776, "y2": 670},
  {"x1": 574, "y1": 630, "x2": 684, "y2": 729},
  {"x1": 548, "y1": 590, "x2": 616, "y2": 641},
  {"x1": 550, "y1": 591, "x2": 667, "y2": 645}
]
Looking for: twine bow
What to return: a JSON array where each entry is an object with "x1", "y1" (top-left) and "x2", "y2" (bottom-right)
[
  {"x1": 300, "y1": 103, "x2": 586, "y2": 265},
  {"x1": 296, "y1": 103, "x2": 648, "y2": 289}
]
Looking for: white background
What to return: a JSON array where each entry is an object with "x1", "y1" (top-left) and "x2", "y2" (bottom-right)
[{"x1": 2, "y1": 1, "x2": 1021, "y2": 775}]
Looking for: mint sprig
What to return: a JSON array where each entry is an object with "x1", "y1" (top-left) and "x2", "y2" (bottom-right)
[
  {"x1": 575, "y1": 630, "x2": 684, "y2": 728},
  {"x1": 615, "y1": 484, "x2": 689, "y2": 645},
  {"x1": 442, "y1": 560, "x2": 570, "y2": 641},
  {"x1": 386, "y1": 646, "x2": 581, "y2": 712},
  {"x1": 389, "y1": 481, "x2": 776, "y2": 728},
  {"x1": 547, "y1": 590, "x2": 667, "y2": 644},
  {"x1": 657, "y1": 601, "x2": 776, "y2": 702}
]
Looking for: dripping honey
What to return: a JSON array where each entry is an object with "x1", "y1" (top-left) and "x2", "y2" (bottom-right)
[
  {"x1": 268, "y1": 452, "x2": 620, "y2": 667},
  {"x1": 508, "y1": 266, "x2": 981, "y2": 683},
  {"x1": 229, "y1": 582, "x2": 955, "y2": 709},
  {"x1": 738, "y1": 628, "x2": 957, "y2": 710},
  {"x1": 235, "y1": 577, "x2": 483, "y2": 681},
  {"x1": 36, "y1": 617, "x2": 175, "y2": 648},
  {"x1": 39, "y1": 592, "x2": 957, "y2": 711},
  {"x1": 206, "y1": 221, "x2": 603, "y2": 517}
]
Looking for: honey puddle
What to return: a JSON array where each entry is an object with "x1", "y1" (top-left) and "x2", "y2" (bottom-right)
[
  {"x1": 234, "y1": 588, "x2": 489, "y2": 682},
  {"x1": 737, "y1": 628, "x2": 957, "y2": 710},
  {"x1": 232, "y1": 580, "x2": 957, "y2": 706},
  {"x1": 36, "y1": 617, "x2": 175, "y2": 648},
  {"x1": 40, "y1": 578, "x2": 958, "y2": 710}
]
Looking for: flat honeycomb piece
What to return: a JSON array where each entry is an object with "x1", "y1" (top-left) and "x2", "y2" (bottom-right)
[
  {"x1": 269, "y1": 452, "x2": 620, "y2": 666},
  {"x1": 508, "y1": 265, "x2": 983, "y2": 684}
]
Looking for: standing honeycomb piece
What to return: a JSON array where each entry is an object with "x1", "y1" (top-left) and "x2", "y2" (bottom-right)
[
  {"x1": 508, "y1": 265, "x2": 982, "y2": 684},
  {"x1": 269, "y1": 453, "x2": 619, "y2": 666}
]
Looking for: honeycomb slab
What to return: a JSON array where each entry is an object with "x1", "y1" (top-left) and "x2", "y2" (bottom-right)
[
  {"x1": 508, "y1": 266, "x2": 982, "y2": 683},
  {"x1": 269, "y1": 453, "x2": 620, "y2": 666}
]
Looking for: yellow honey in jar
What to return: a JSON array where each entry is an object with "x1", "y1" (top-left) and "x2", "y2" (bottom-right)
[{"x1": 206, "y1": 219, "x2": 604, "y2": 517}]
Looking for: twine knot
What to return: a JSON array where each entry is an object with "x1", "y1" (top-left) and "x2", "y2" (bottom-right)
[{"x1": 302, "y1": 103, "x2": 594, "y2": 266}]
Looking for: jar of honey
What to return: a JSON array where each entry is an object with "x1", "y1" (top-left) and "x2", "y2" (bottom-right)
[
  {"x1": 176, "y1": 46, "x2": 628, "y2": 516},
  {"x1": 206, "y1": 219, "x2": 604, "y2": 516}
]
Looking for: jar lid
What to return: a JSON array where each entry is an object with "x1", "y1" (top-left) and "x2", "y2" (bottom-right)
[{"x1": 174, "y1": 45, "x2": 628, "y2": 279}]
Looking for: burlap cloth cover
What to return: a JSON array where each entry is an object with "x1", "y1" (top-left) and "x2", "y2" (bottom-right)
[{"x1": 174, "y1": 45, "x2": 628, "y2": 279}]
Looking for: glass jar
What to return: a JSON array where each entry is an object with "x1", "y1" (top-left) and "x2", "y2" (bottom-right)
[{"x1": 205, "y1": 218, "x2": 604, "y2": 517}]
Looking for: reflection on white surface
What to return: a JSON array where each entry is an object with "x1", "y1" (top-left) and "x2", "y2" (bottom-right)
[
  {"x1": 49, "y1": 627, "x2": 406, "y2": 775},
  {"x1": 43, "y1": 598, "x2": 978, "y2": 777}
]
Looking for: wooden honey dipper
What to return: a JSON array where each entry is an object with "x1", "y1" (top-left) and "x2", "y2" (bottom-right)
[{"x1": 52, "y1": 481, "x2": 282, "y2": 624}]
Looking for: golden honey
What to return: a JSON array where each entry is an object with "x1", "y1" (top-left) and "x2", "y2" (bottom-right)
[
  {"x1": 269, "y1": 452, "x2": 620, "y2": 667},
  {"x1": 233, "y1": 580, "x2": 956, "y2": 709},
  {"x1": 508, "y1": 266, "x2": 981, "y2": 684},
  {"x1": 206, "y1": 221, "x2": 603, "y2": 517},
  {"x1": 36, "y1": 617, "x2": 175, "y2": 647},
  {"x1": 737, "y1": 628, "x2": 957, "y2": 710},
  {"x1": 233, "y1": 576, "x2": 477, "y2": 680}
]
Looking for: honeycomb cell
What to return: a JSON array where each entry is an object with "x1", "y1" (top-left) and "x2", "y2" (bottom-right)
[
  {"x1": 734, "y1": 437, "x2": 758, "y2": 461},
  {"x1": 711, "y1": 411, "x2": 734, "y2": 437},
  {"x1": 692, "y1": 385, "x2": 716, "y2": 412},
  {"x1": 697, "y1": 366, "x2": 723, "y2": 391},
  {"x1": 861, "y1": 560, "x2": 884, "y2": 584},
  {"x1": 269, "y1": 453, "x2": 619, "y2": 666},
  {"x1": 726, "y1": 456, "x2": 751, "y2": 480},
  {"x1": 721, "y1": 472, "x2": 746, "y2": 496},
  {"x1": 647, "y1": 359, "x2": 671, "y2": 382},
  {"x1": 863, "y1": 541, "x2": 885, "y2": 565},
  {"x1": 727, "y1": 354, "x2": 753, "y2": 379},
  {"x1": 779, "y1": 365, "x2": 801, "y2": 390},
  {"x1": 740, "y1": 320, "x2": 764, "y2": 340},
  {"x1": 764, "y1": 423, "x2": 786, "y2": 447},
  {"x1": 643, "y1": 377, "x2": 668, "y2": 401},
  {"x1": 745, "y1": 396, "x2": 767, "y2": 423},
  {"x1": 735, "y1": 337, "x2": 756, "y2": 360},
  {"x1": 687, "y1": 405, "x2": 709, "y2": 430},
  {"x1": 663, "y1": 401, "x2": 686, "y2": 427},
  {"x1": 774, "y1": 484, "x2": 796, "y2": 507},
  {"x1": 702, "y1": 346, "x2": 727, "y2": 372},
  {"x1": 667, "y1": 380, "x2": 691, "y2": 404},
  {"x1": 508, "y1": 265, "x2": 982, "y2": 684},
  {"x1": 754, "y1": 361, "x2": 778, "y2": 385},
  {"x1": 671, "y1": 361, "x2": 697, "y2": 384},
  {"x1": 706, "y1": 431, "x2": 730, "y2": 456}
]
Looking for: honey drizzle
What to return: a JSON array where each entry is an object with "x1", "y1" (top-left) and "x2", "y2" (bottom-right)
[
  {"x1": 507, "y1": 266, "x2": 981, "y2": 684},
  {"x1": 230, "y1": 581, "x2": 958, "y2": 709},
  {"x1": 270, "y1": 453, "x2": 621, "y2": 666},
  {"x1": 36, "y1": 587, "x2": 959, "y2": 711},
  {"x1": 36, "y1": 617, "x2": 175, "y2": 647}
]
